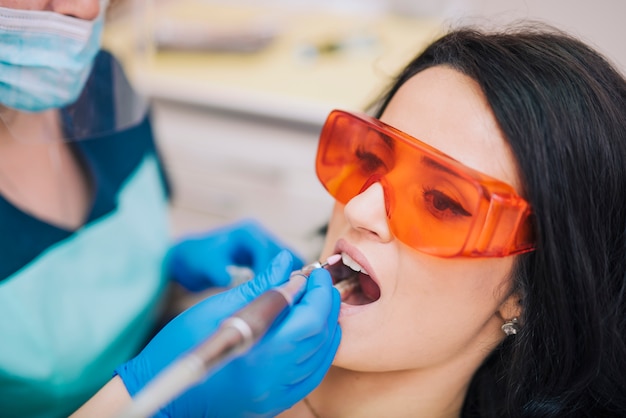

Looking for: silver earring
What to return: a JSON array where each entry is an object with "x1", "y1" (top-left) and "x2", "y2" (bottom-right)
[{"x1": 501, "y1": 318, "x2": 519, "y2": 336}]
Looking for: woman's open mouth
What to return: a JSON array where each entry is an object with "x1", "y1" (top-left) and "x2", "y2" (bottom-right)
[{"x1": 327, "y1": 253, "x2": 381, "y2": 305}]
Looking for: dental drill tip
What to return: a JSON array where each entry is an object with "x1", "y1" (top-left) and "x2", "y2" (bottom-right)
[{"x1": 325, "y1": 254, "x2": 342, "y2": 266}]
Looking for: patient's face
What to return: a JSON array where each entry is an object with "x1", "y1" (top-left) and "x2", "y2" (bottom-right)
[{"x1": 320, "y1": 66, "x2": 522, "y2": 374}]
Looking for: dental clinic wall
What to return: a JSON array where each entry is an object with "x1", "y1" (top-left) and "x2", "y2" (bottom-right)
[
  {"x1": 126, "y1": 0, "x2": 624, "y2": 262},
  {"x1": 258, "y1": 0, "x2": 626, "y2": 73},
  {"x1": 441, "y1": 0, "x2": 625, "y2": 74}
]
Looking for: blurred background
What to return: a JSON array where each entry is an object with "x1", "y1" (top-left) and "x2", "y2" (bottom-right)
[{"x1": 103, "y1": 0, "x2": 625, "y2": 260}]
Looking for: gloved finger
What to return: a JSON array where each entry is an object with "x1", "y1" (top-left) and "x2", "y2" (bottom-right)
[
  {"x1": 239, "y1": 267, "x2": 338, "y2": 357},
  {"x1": 247, "y1": 269, "x2": 338, "y2": 375},
  {"x1": 235, "y1": 250, "x2": 294, "y2": 301},
  {"x1": 274, "y1": 268, "x2": 338, "y2": 342},
  {"x1": 285, "y1": 249, "x2": 305, "y2": 271},
  {"x1": 250, "y1": 246, "x2": 304, "y2": 274},
  {"x1": 167, "y1": 240, "x2": 233, "y2": 290},
  {"x1": 273, "y1": 338, "x2": 336, "y2": 385},
  {"x1": 254, "y1": 325, "x2": 342, "y2": 414},
  {"x1": 283, "y1": 325, "x2": 342, "y2": 405},
  {"x1": 272, "y1": 292, "x2": 341, "y2": 383},
  {"x1": 234, "y1": 220, "x2": 305, "y2": 274},
  {"x1": 180, "y1": 251, "x2": 297, "y2": 334},
  {"x1": 261, "y1": 293, "x2": 339, "y2": 364},
  {"x1": 228, "y1": 223, "x2": 276, "y2": 267}
]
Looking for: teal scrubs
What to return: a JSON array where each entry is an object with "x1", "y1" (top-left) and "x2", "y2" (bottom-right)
[{"x1": 0, "y1": 51, "x2": 171, "y2": 417}]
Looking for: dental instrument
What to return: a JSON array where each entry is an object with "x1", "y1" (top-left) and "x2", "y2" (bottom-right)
[
  {"x1": 334, "y1": 276, "x2": 360, "y2": 300},
  {"x1": 115, "y1": 254, "x2": 341, "y2": 418}
]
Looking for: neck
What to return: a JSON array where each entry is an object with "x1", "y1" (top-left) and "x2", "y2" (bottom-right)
[
  {"x1": 307, "y1": 366, "x2": 468, "y2": 418},
  {"x1": 279, "y1": 312, "x2": 507, "y2": 418},
  {"x1": 286, "y1": 338, "x2": 505, "y2": 418},
  {"x1": 0, "y1": 109, "x2": 91, "y2": 229},
  {"x1": 0, "y1": 108, "x2": 59, "y2": 145}
]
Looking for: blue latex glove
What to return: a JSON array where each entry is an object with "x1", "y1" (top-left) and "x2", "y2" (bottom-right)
[
  {"x1": 167, "y1": 219, "x2": 305, "y2": 291},
  {"x1": 116, "y1": 251, "x2": 341, "y2": 418}
]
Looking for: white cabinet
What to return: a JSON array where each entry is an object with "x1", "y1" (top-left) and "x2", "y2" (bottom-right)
[{"x1": 152, "y1": 100, "x2": 334, "y2": 260}]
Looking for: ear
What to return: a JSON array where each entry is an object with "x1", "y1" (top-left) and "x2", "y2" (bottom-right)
[{"x1": 497, "y1": 290, "x2": 524, "y2": 323}]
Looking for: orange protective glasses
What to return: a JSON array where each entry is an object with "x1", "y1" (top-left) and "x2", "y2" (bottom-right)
[{"x1": 315, "y1": 110, "x2": 535, "y2": 257}]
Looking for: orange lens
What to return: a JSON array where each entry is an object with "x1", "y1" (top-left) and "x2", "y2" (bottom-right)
[{"x1": 315, "y1": 110, "x2": 535, "y2": 257}]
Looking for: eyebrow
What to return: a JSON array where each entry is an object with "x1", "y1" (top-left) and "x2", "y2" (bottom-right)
[
  {"x1": 420, "y1": 155, "x2": 463, "y2": 178},
  {"x1": 381, "y1": 134, "x2": 394, "y2": 148}
]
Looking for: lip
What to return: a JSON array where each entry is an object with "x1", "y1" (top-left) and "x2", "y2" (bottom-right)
[{"x1": 333, "y1": 238, "x2": 381, "y2": 317}]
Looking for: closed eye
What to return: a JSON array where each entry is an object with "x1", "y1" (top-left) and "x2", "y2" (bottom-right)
[
  {"x1": 422, "y1": 187, "x2": 472, "y2": 219},
  {"x1": 355, "y1": 147, "x2": 388, "y2": 173}
]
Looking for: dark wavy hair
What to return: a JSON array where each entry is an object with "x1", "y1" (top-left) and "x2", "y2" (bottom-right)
[{"x1": 372, "y1": 25, "x2": 626, "y2": 417}]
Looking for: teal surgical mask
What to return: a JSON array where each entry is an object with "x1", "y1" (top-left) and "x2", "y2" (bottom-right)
[{"x1": 0, "y1": 3, "x2": 106, "y2": 112}]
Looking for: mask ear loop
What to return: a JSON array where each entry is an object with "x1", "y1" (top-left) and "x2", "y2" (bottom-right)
[
  {"x1": 0, "y1": 107, "x2": 17, "y2": 139},
  {"x1": 0, "y1": 107, "x2": 62, "y2": 145},
  {"x1": 0, "y1": 107, "x2": 33, "y2": 148}
]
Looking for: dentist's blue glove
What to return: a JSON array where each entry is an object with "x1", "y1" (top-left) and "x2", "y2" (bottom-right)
[
  {"x1": 116, "y1": 251, "x2": 341, "y2": 418},
  {"x1": 167, "y1": 219, "x2": 305, "y2": 291}
]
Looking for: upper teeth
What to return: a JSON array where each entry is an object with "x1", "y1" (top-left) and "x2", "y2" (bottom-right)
[{"x1": 341, "y1": 253, "x2": 369, "y2": 275}]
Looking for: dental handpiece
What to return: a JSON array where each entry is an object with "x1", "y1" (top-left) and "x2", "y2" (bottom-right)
[{"x1": 115, "y1": 254, "x2": 341, "y2": 418}]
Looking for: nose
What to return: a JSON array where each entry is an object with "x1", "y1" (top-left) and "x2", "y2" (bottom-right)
[
  {"x1": 49, "y1": 0, "x2": 101, "y2": 20},
  {"x1": 343, "y1": 182, "x2": 393, "y2": 244}
]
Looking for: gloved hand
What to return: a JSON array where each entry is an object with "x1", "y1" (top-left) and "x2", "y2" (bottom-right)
[
  {"x1": 167, "y1": 219, "x2": 305, "y2": 291},
  {"x1": 116, "y1": 250, "x2": 341, "y2": 418}
]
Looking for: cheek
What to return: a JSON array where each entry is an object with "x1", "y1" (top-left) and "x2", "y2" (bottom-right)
[
  {"x1": 396, "y1": 257, "x2": 514, "y2": 351},
  {"x1": 337, "y1": 255, "x2": 515, "y2": 371},
  {"x1": 399, "y1": 256, "x2": 515, "y2": 327}
]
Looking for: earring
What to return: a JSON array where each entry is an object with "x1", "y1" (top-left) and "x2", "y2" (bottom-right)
[{"x1": 501, "y1": 318, "x2": 519, "y2": 336}]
